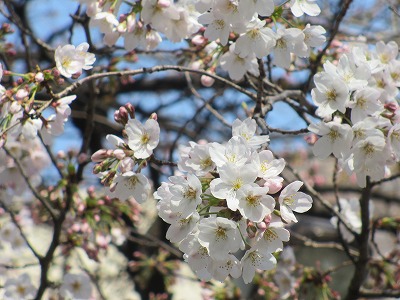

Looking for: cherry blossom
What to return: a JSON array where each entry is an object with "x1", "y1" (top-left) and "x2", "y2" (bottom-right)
[
  {"x1": 59, "y1": 273, "x2": 92, "y2": 300},
  {"x1": 125, "y1": 118, "x2": 160, "y2": 159},
  {"x1": 54, "y1": 43, "x2": 95, "y2": 78},
  {"x1": 278, "y1": 181, "x2": 313, "y2": 223}
]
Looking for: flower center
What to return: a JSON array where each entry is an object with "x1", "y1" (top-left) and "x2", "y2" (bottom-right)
[
  {"x1": 246, "y1": 194, "x2": 261, "y2": 207},
  {"x1": 215, "y1": 226, "x2": 228, "y2": 241}
]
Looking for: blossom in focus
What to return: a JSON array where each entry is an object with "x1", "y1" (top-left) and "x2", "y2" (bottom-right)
[
  {"x1": 278, "y1": 181, "x2": 313, "y2": 223},
  {"x1": 54, "y1": 42, "x2": 96, "y2": 78},
  {"x1": 125, "y1": 118, "x2": 160, "y2": 159}
]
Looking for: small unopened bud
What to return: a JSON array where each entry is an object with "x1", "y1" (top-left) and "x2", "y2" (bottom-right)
[
  {"x1": 57, "y1": 150, "x2": 66, "y2": 159},
  {"x1": 15, "y1": 88, "x2": 28, "y2": 101},
  {"x1": 191, "y1": 35, "x2": 206, "y2": 46},
  {"x1": 384, "y1": 101, "x2": 398, "y2": 112},
  {"x1": 124, "y1": 103, "x2": 135, "y2": 119},
  {"x1": 91, "y1": 149, "x2": 109, "y2": 162},
  {"x1": 35, "y1": 72, "x2": 44, "y2": 83},
  {"x1": 158, "y1": 0, "x2": 170, "y2": 8},
  {"x1": 201, "y1": 75, "x2": 215, "y2": 87},
  {"x1": 114, "y1": 106, "x2": 129, "y2": 125},
  {"x1": 52, "y1": 68, "x2": 61, "y2": 77},
  {"x1": 257, "y1": 221, "x2": 267, "y2": 230},
  {"x1": 113, "y1": 149, "x2": 126, "y2": 160},
  {"x1": 149, "y1": 112, "x2": 157, "y2": 121},
  {"x1": 304, "y1": 133, "x2": 318, "y2": 145}
]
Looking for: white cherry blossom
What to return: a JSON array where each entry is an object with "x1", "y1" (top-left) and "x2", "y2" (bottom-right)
[
  {"x1": 278, "y1": 181, "x2": 313, "y2": 223},
  {"x1": 219, "y1": 44, "x2": 260, "y2": 80},
  {"x1": 308, "y1": 121, "x2": 353, "y2": 159},
  {"x1": 169, "y1": 174, "x2": 203, "y2": 218},
  {"x1": 312, "y1": 72, "x2": 350, "y2": 118},
  {"x1": 54, "y1": 43, "x2": 95, "y2": 78},
  {"x1": 290, "y1": 0, "x2": 321, "y2": 17},
  {"x1": 4, "y1": 273, "x2": 36, "y2": 300},
  {"x1": 125, "y1": 118, "x2": 160, "y2": 159},
  {"x1": 197, "y1": 217, "x2": 243, "y2": 260},
  {"x1": 112, "y1": 171, "x2": 151, "y2": 203},
  {"x1": 256, "y1": 215, "x2": 290, "y2": 252},
  {"x1": 241, "y1": 246, "x2": 277, "y2": 284},
  {"x1": 210, "y1": 163, "x2": 258, "y2": 211},
  {"x1": 231, "y1": 117, "x2": 270, "y2": 147},
  {"x1": 209, "y1": 254, "x2": 242, "y2": 282},
  {"x1": 234, "y1": 18, "x2": 276, "y2": 58},
  {"x1": 59, "y1": 273, "x2": 92, "y2": 300}
]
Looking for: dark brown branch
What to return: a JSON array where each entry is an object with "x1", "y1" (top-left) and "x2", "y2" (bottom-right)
[{"x1": 344, "y1": 177, "x2": 373, "y2": 300}]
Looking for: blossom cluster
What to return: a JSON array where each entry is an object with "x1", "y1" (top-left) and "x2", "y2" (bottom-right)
[
  {"x1": 78, "y1": 0, "x2": 326, "y2": 80},
  {"x1": 308, "y1": 41, "x2": 400, "y2": 187},
  {"x1": 154, "y1": 118, "x2": 312, "y2": 283},
  {"x1": 92, "y1": 104, "x2": 160, "y2": 203}
]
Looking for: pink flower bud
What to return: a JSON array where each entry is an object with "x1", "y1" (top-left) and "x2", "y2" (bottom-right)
[
  {"x1": 124, "y1": 103, "x2": 135, "y2": 119},
  {"x1": 91, "y1": 149, "x2": 109, "y2": 162},
  {"x1": 113, "y1": 149, "x2": 126, "y2": 160},
  {"x1": 304, "y1": 133, "x2": 318, "y2": 145},
  {"x1": 57, "y1": 150, "x2": 66, "y2": 159},
  {"x1": 191, "y1": 35, "x2": 206, "y2": 46},
  {"x1": 201, "y1": 75, "x2": 215, "y2": 87},
  {"x1": 150, "y1": 112, "x2": 157, "y2": 120},
  {"x1": 158, "y1": 0, "x2": 170, "y2": 8},
  {"x1": 81, "y1": 222, "x2": 90, "y2": 233},
  {"x1": 71, "y1": 223, "x2": 81, "y2": 232},
  {"x1": 77, "y1": 203, "x2": 85, "y2": 212},
  {"x1": 257, "y1": 221, "x2": 267, "y2": 230},
  {"x1": 52, "y1": 68, "x2": 61, "y2": 77},
  {"x1": 385, "y1": 101, "x2": 398, "y2": 112},
  {"x1": 35, "y1": 72, "x2": 44, "y2": 83},
  {"x1": 265, "y1": 178, "x2": 283, "y2": 194}
]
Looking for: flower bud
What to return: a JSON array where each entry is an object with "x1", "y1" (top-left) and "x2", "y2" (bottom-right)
[
  {"x1": 52, "y1": 68, "x2": 61, "y2": 77},
  {"x1": 35, "y1": 72, "x2": 44, "y2": 83},
  {"x1": 124, "y1": 103, "x2": 135, "y2": 119},
  {"x1": 191, "y1": 35, "x2": 206, "y2": 46},
  {"x1": 15, "y1": 88, "x2": 28, "y2": 100},
  {"x1": 158, "y1": 0, "x2": 171, "y2": 8},
  {"x1": 91, "y1": 149, "x2": 109, "y2": 162},
  {"x1": 150, "y1": 112, "x2": 157, "y2": 121},
  {"x1": 113, "y1": 149, "x2": 126, "y2": 160},
  {"x1": 201, "y1": 75, "x2": 215, "y2": 87}
]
